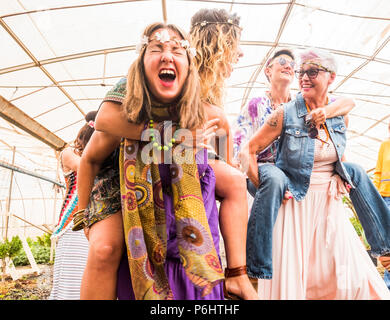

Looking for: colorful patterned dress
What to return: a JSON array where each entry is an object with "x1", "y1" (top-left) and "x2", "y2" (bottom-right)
[
  {"x1": 50, "y1": 153, "x2": 89, "y2": 300},
  {"x1": 233, "y1": 91, "x2": 281, "y2": 162},
  {"x1": 102, "y1": 78, "x2": 224, "y2": 300},
  {"x1": 52, "y1": 170, "x2": 78, "y2": 238}
]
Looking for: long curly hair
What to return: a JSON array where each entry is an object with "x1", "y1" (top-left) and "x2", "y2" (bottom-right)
[
  {"x1": 122, "y1": 22, "x2": 205, "y2": 130},
  {"x1": 190, "y1": 8, "x2": 241, "y2": 108}
]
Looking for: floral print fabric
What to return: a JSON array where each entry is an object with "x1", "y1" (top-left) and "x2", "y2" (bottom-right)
[{"x1": 233, "y1": 90, "x2": 285, "y2": 163}]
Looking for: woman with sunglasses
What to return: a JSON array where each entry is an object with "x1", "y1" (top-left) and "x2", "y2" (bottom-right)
[
  {"x1": 234, "y1": 49, "x2": 357, "y2": 289},
  {"x1": 238, "y1": 48, "x2": 390, "y2": 299}
]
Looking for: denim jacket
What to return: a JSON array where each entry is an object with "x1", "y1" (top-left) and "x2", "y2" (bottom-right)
[{"x1": 275, "y1": 92, "x2": 354, "y2": 201}]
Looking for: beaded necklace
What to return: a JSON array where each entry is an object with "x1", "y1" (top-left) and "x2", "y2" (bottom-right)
[{"x1": 148, "y1": 119, "x2": 178, "y2": 151}]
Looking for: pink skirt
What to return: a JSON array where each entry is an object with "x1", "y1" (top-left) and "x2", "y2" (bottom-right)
[{"x1": 258, "y1": 175, "x2": 390, "y2": 300}]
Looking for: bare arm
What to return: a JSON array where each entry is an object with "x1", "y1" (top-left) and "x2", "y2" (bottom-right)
[
  {"x1": 77, "y1": 130, "x2": 121, "y2": 211},
  {"x1": 97, "y1": 101, "x2": 218, "y2": 151},
  {"x1": 325, "y1": 96, "x2": 355, "y2": 118},
  {"x1": 309, "y1": 96, "x2": 355, "y2": 126},
  {"x1": 204, "y1": 104, "x2": 236, "y2": 166},
  {"x1": 95, "y1": 101, "x2": 145, "y2": 139},
  {"x1": 61, "y1": 147, "x2": 81, "y2": 172},
  {"x1": 238, "y1": 107, "x2": 284, "y2": 187}
]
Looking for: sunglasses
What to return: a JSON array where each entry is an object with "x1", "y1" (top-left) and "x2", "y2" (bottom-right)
[
  {"x1": 295, "y1": 68, "x2": 330, "y2": 80},
  {"x1": 304, "y1": 115, "x2": 330, "y2": 146},
  {"x1": 268, "y1": 57, "x2": 296, "y2": 69}
]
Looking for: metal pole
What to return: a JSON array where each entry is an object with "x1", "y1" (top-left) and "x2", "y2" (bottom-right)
[
  {"x1": 4, "y1": 146, "x2": 15, "y2": 240},
  {"x1": 0, "y1": 160, "x2": 65, "y2": 188}
]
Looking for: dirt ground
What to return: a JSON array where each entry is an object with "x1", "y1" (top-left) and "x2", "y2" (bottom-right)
[
  {"x1": 0, "y1": 264, "x2": 53, "y2": 300},
  {"x1": 0, "y1": 260, "x2": 387, "y2": 300}
]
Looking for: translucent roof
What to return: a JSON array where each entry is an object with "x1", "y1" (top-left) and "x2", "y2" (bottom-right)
[{"x1": 1, "y1": 0, "x2": 390, "y2": 234}]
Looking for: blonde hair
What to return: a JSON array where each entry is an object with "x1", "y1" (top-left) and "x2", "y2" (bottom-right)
[
  {"x1": 122, "y1": 22, "x2": 205, "y2": 130},
  {"x1": 190, "y1": 9, "x2": 241, "y2": 108}
]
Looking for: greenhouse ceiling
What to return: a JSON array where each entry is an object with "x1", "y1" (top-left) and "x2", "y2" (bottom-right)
[{"x1": 0, "y1": 0, "x2": 390, "y2": 174}]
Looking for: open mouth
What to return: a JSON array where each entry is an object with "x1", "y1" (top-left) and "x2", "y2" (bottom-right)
[{"x1": 159, "y1": 69, "x2": 176, "y2": 83}]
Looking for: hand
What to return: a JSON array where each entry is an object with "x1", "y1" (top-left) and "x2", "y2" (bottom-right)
[
  {"x1": 230, "y1": 158, "x2": 241, "y2": 170},
  {"x1": 308, "y1": 108, "x2": 327, "y2": 126},
  {"x1": 177, "y1": 118, "x2": 219, "y2": 149},
  {"x1": 282, "y1": 190, "x2": 293, "y2": 205},
  {"x1": 237, "y1": 144, "x2": 250, "y2": 175},
  {"x1": 199, "y1": 118, "x2": 219, "y2": 149}
]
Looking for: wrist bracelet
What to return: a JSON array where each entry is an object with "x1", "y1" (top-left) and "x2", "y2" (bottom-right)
[{"x1": 72, "y1": 208, "x2": 87, "y2": 231}]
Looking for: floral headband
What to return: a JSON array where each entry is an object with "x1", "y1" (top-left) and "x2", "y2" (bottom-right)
[
  {"x1": 301, "y1": 61, "x2": 333, "y2": 73},
  {"x1": 87, "y1": 120, "x2": 94, "y2": 128},
  {"x1": 135, "y1": 29, "x2": 197, "y2": 58},
  {"x1": 192, "y1": 19, "x2": 242, "y2": 31}
]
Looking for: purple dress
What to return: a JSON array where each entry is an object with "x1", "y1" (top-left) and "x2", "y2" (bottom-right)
[{"x1": 116, "y1": 150, "x2": 224, "y2": 300}]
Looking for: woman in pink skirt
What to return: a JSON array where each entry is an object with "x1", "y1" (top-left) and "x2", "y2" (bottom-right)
[{"x1": 239, "y1": 48, "x2": 390, "y2": 300}]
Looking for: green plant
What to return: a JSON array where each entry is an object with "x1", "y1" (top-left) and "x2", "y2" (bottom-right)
[
  {"x1": 36, "y1": 233, "x2": 51, "y2": 247},
  {"x1": 0, "y1": 236, "x2": 23, "y2": 281},
  {"x1": 12, "y1": 234, "x2": 53, "y2": 267},
  {"x1": 32, "y1": 246, "x2": 51, "y2": 264}
]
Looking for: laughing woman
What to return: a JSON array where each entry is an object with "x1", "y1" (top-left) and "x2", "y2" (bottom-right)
[
  {"x1": 239, "y1": 48, "x2": 390, "y2": 299},
  {"x1": 76, "y1": 22, "x2": 226, "y2": 299},
  {"x1": 87, "y1": 9, "x2": 259, "y2": 300}
]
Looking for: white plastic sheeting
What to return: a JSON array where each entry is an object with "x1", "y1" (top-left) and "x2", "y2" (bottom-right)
[{"x1": 0, "y1": 0, "x2": 389, "y2": 233}]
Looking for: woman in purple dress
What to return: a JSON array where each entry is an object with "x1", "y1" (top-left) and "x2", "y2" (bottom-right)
[{"x1": 75, "y1": 22, "x2": 225, "y2": 299}]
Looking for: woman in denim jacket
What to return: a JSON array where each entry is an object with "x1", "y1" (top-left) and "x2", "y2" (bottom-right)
[
  {"x1": 233, "y1": 49, "x2": 358, "y2": 288},
  {"x1": 239, "y1": 48, "x2": 390, "y2": 299}
]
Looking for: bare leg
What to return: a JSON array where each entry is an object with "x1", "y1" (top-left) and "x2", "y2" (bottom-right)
[
  {"x1": 211, "y1": 160, "x2": 259, "y2": 300},
  {"x1": 80, "y1": 212, "x2": 124, "y2": 299}
]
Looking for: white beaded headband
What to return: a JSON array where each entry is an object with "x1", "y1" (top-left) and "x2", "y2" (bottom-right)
[{"x1": 135, "y1": 29, "x2": 197, "y2": 57}]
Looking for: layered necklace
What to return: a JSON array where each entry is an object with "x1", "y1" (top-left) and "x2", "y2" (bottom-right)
[
  {"x1": 268, "y1": 91, "x2": 291, "y2": 110},
  {"x1": 147, "y1": 100, "x2": 180, "y2": 151}
]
